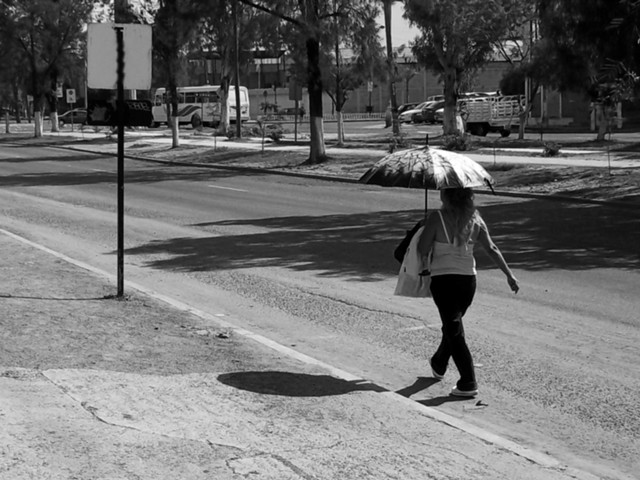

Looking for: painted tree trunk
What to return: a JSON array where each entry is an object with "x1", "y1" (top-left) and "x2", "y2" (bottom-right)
[
  {"x1": 50, "y1": 112, "x2": 59, "y2": 133},
  {"x1": 218, "y1": 76, "x2": 232, "y2": 136},
  {"x1": 596, "y1": 103, "x2": 608, "y2": 141},
  {"x1": 34, "y1": 111, "x2": 43, "y2": 138},
  {"x1": 337, "y1": 111, "x2": 344, "y2": 145},
  {"x1": 172, "y1": 117, "x2": 180, "y2": 146}
]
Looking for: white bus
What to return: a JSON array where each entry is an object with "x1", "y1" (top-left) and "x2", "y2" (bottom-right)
[{"x1": 151, "y1": 85, "x2": 250, "y2": 128}]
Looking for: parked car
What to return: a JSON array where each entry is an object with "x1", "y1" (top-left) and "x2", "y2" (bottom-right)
[
  {"x1": 397, "y1": 102, "x2": 420, "y2": 115},
  {"x1": 398, "y1": 101, "x2": 431, "y2": 123},
  {"x1": 385, "y1": 102, "x2": 420, "y2": 119},
  {"x1": 434, "y1": 107, "x2": 445, "y2": 124},
  {"x1": 58, "y1": 108, "x2": 87, "y2": 126},
  {"x1": 415, "y1": 100, "x2": 445, "y2": 124}
]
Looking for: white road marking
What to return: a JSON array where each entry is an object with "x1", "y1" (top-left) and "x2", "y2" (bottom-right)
[
  {"x1": 0, "y1": 227, "x2": 603, "y2": 480},
  {"x1": 207, "y1": 185, "x2": 248, "y2": 192}
]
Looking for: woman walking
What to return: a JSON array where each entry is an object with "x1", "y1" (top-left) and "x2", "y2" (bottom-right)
[{"x1": 418, "y1": 188, "x2": 519, "y2": 397}]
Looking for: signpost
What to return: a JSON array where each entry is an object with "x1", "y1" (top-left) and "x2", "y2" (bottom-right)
[
  {"x1": 288, "y1": 78, "x2": 303, "y2": 142},
  {"x1": 87, "y1": 23, "x2": 152, "y2": 298},
  {"x1": 87, "y1": 99, "x2": 153, "y2": 127},
  {"x1": 66, "y1": 89, "x2": 76, "y2": 131}
]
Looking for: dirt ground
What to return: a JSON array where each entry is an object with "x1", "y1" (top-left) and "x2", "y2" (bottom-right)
[{"x1": 120, "y1": 139, "x2": 640, "y2": 206}]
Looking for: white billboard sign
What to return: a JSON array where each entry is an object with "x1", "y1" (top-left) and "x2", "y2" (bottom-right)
[{"x1": 87, "y1": 23, "x2": 152, "y2": 90}]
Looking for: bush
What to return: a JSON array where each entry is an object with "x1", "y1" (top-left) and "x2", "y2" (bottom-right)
[
  {"x1": 442, "y1": 133, "x2": 473, "y2": 151},
  {"x1": 542, "y1": 141, "x2": 561, "y2": 157},
  {"x1": 264, "y1": 124, "x2": 284, "y2": 142},
  {"x1": 388, "y1": 133, "x2": 410, "y2": 152},
  {"x1": 225, "y1": 124, "x2": 264, "y2": 139}
]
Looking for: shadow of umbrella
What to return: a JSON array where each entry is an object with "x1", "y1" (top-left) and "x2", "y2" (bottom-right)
[
  {"x1": 217, "y1": 371, "x2": 386, "y2": 397},
  {"x1": 359, "y1": 146, "x2": 495, "y2": 220}
]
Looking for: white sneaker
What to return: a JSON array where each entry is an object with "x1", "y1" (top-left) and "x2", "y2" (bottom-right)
[
  {"x1": 431, "y1": 367, "x2": 444, "y2": 381},
  {"x1": 450, "y1": 386, "x2": 478, "y2": 397}
]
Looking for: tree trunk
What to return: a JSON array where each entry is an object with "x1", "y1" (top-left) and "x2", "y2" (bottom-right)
[
  {"x1": 596, "y1": 103, "x2": 607, "y2": 141},
  {"x1": 168, "y1": 83, "x2": 180, "y2": 148},
  {"x1": 337, "y1": 110, "x2": 344, "y2": 145},
  {"x1": 305, "y1": 36, "x2": 327, "y2": 164},
  {"x1": 442, "y1": 67, "x2": 458, "y2": 135},
  {"x1": 172, "y1": 118, "x2": 180, "y2": 146},
  {"x1": 34, "y1": 111, "x2": 43, "y2": 138},
  {"x1": 383, "y1": 0, "x2": 400, "y2": 138},
  {"x1": 219, "y1": 76, "x2": 231, "y2": 136},
  {"x1": 50, "y1": 112, "x2": 59, "y2": 132}
]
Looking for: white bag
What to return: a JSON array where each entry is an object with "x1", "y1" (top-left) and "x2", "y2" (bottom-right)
[{"x1": 394, "y1": 226, "x2": 432, "y2": 297}]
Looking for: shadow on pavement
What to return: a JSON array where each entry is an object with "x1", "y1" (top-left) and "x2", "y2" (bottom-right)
[
  {"x1": 395, "y1": 376, "x2": 441, "y2": 397},
  {"x1": 0, "y1": 157, "x2": 259, "y2": 187},
  {"x1": 123, "y1": 198, "x2": 639, "y2": 279},
  {"x1": 395, "y1": 377, "x2": 473, "y2": 405},
  {"x1": 418, "y1": 396, "x2": 474, "y2": 407},
  {"x1": 217, "y1": 371, "x2": 386, "y2": 397}
]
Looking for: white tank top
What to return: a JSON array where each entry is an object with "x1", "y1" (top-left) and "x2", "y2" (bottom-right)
[{"x1": 430, "y1": 210, "x2": 476, "y2": 276}]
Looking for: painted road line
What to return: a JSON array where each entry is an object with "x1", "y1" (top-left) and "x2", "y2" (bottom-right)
[{"x1": 207, "y1": 185, "x2": 248, "y2": 192}]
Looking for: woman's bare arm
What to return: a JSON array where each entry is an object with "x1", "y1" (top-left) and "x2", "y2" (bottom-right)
[
  {"x1": 417, "y1": 213, "x2": 439, "y2": 259},
  {"x1": 476, "y1": 223, "x2": 520, "y2": 293}
]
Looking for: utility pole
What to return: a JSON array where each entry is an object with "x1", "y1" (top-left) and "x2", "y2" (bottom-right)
[
  {"x1": 233, "y1": 0, "x2": 242, "y2": 138},
  {"x1": 114, "y1": 0, "x2": 127, "y2": 297},
  {"x1": 383, "y1": 0, "x2": 400, "y2": 137}
]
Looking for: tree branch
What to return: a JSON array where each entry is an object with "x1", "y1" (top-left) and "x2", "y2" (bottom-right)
[{"x1": 237, "y1": 0, "x2": 302, "y2": 27}]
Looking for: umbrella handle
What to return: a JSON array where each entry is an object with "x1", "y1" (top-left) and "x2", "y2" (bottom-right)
[
  {"x1": 424, "y1": 188, "x2": 429, "y2": 221},
  {"x1": 485, "y1": 178, "x2": 496, "y2": 195}
]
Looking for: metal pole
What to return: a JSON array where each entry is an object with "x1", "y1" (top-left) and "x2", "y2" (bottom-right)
[
  {"x1": 294, "y1": 99, "x2": 298, "y2": 142},
  {"x1": 116, "y1": 26, "x2": 125, "y2": 297}
]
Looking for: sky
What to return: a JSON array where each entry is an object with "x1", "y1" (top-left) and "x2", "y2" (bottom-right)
[{"x1": 377, "y1": 3, "x2": 421, "y2": 47}]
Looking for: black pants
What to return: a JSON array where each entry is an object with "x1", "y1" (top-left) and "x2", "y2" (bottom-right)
[{"x1": 429, "y1": 275, "x2": 477, "y2": 390}]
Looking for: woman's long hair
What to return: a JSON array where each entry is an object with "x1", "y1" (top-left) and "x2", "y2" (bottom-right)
[{"x1": 440, "y1": 188, "x2": 480, "y2": 245}]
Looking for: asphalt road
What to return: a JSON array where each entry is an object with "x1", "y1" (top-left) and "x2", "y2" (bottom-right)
[{"x1": 0, "y1": 143, "x2": 638, "y2": 479}]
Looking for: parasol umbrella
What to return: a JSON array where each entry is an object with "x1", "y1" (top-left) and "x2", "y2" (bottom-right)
[{"x1": 359, "y1": 146, "x2": 495, "y2": 220}]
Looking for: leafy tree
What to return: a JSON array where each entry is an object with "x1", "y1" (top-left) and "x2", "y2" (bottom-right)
[
  {"x1": 380, "y1": 0, "x2": 401, "y2": 137},
  {"x1": 534, "y1": 0, "x2": 640, "y2": 139},
  {"x1": 405, "y1": 0, "x2": 529, "y2": 135},
  {"x1": 322, "y1": 2, "x2": 384, "y2": 145},
  {"x1": 0, "y1": 0, "x2": 94, "y2": 137},
  {"x1": 0, "y1": 22, "x2": 29, "y2": 127},
  {"x1": 239, "y1": 0, "x2": 378, "y2": 164},
  {"x1": 152, "y1": 0, "x2": 201, "y2": 147},
  {"x1": 199, "y1": 0, "x2": 273, "y2": 137},
  {"x1": 493, "y1": 4, "x2": 542, "y2": 139}
]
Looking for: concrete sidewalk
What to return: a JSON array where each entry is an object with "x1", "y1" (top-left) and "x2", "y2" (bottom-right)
[{"x1": 0, "y1": 231, "x2": 600, "y2": 479}]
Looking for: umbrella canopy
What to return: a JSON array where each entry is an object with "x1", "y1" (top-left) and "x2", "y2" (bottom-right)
[
  {"x1": 359, "y1": 146, "x2": 495, "y2": 218},
  {"x1": 359, "y1": 146, "x2": 495, "y2": 190}
]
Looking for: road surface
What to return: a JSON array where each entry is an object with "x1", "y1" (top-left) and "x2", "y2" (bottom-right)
[{"x1": 0, "y1": 143, "x2": 638, "y2": 479}]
